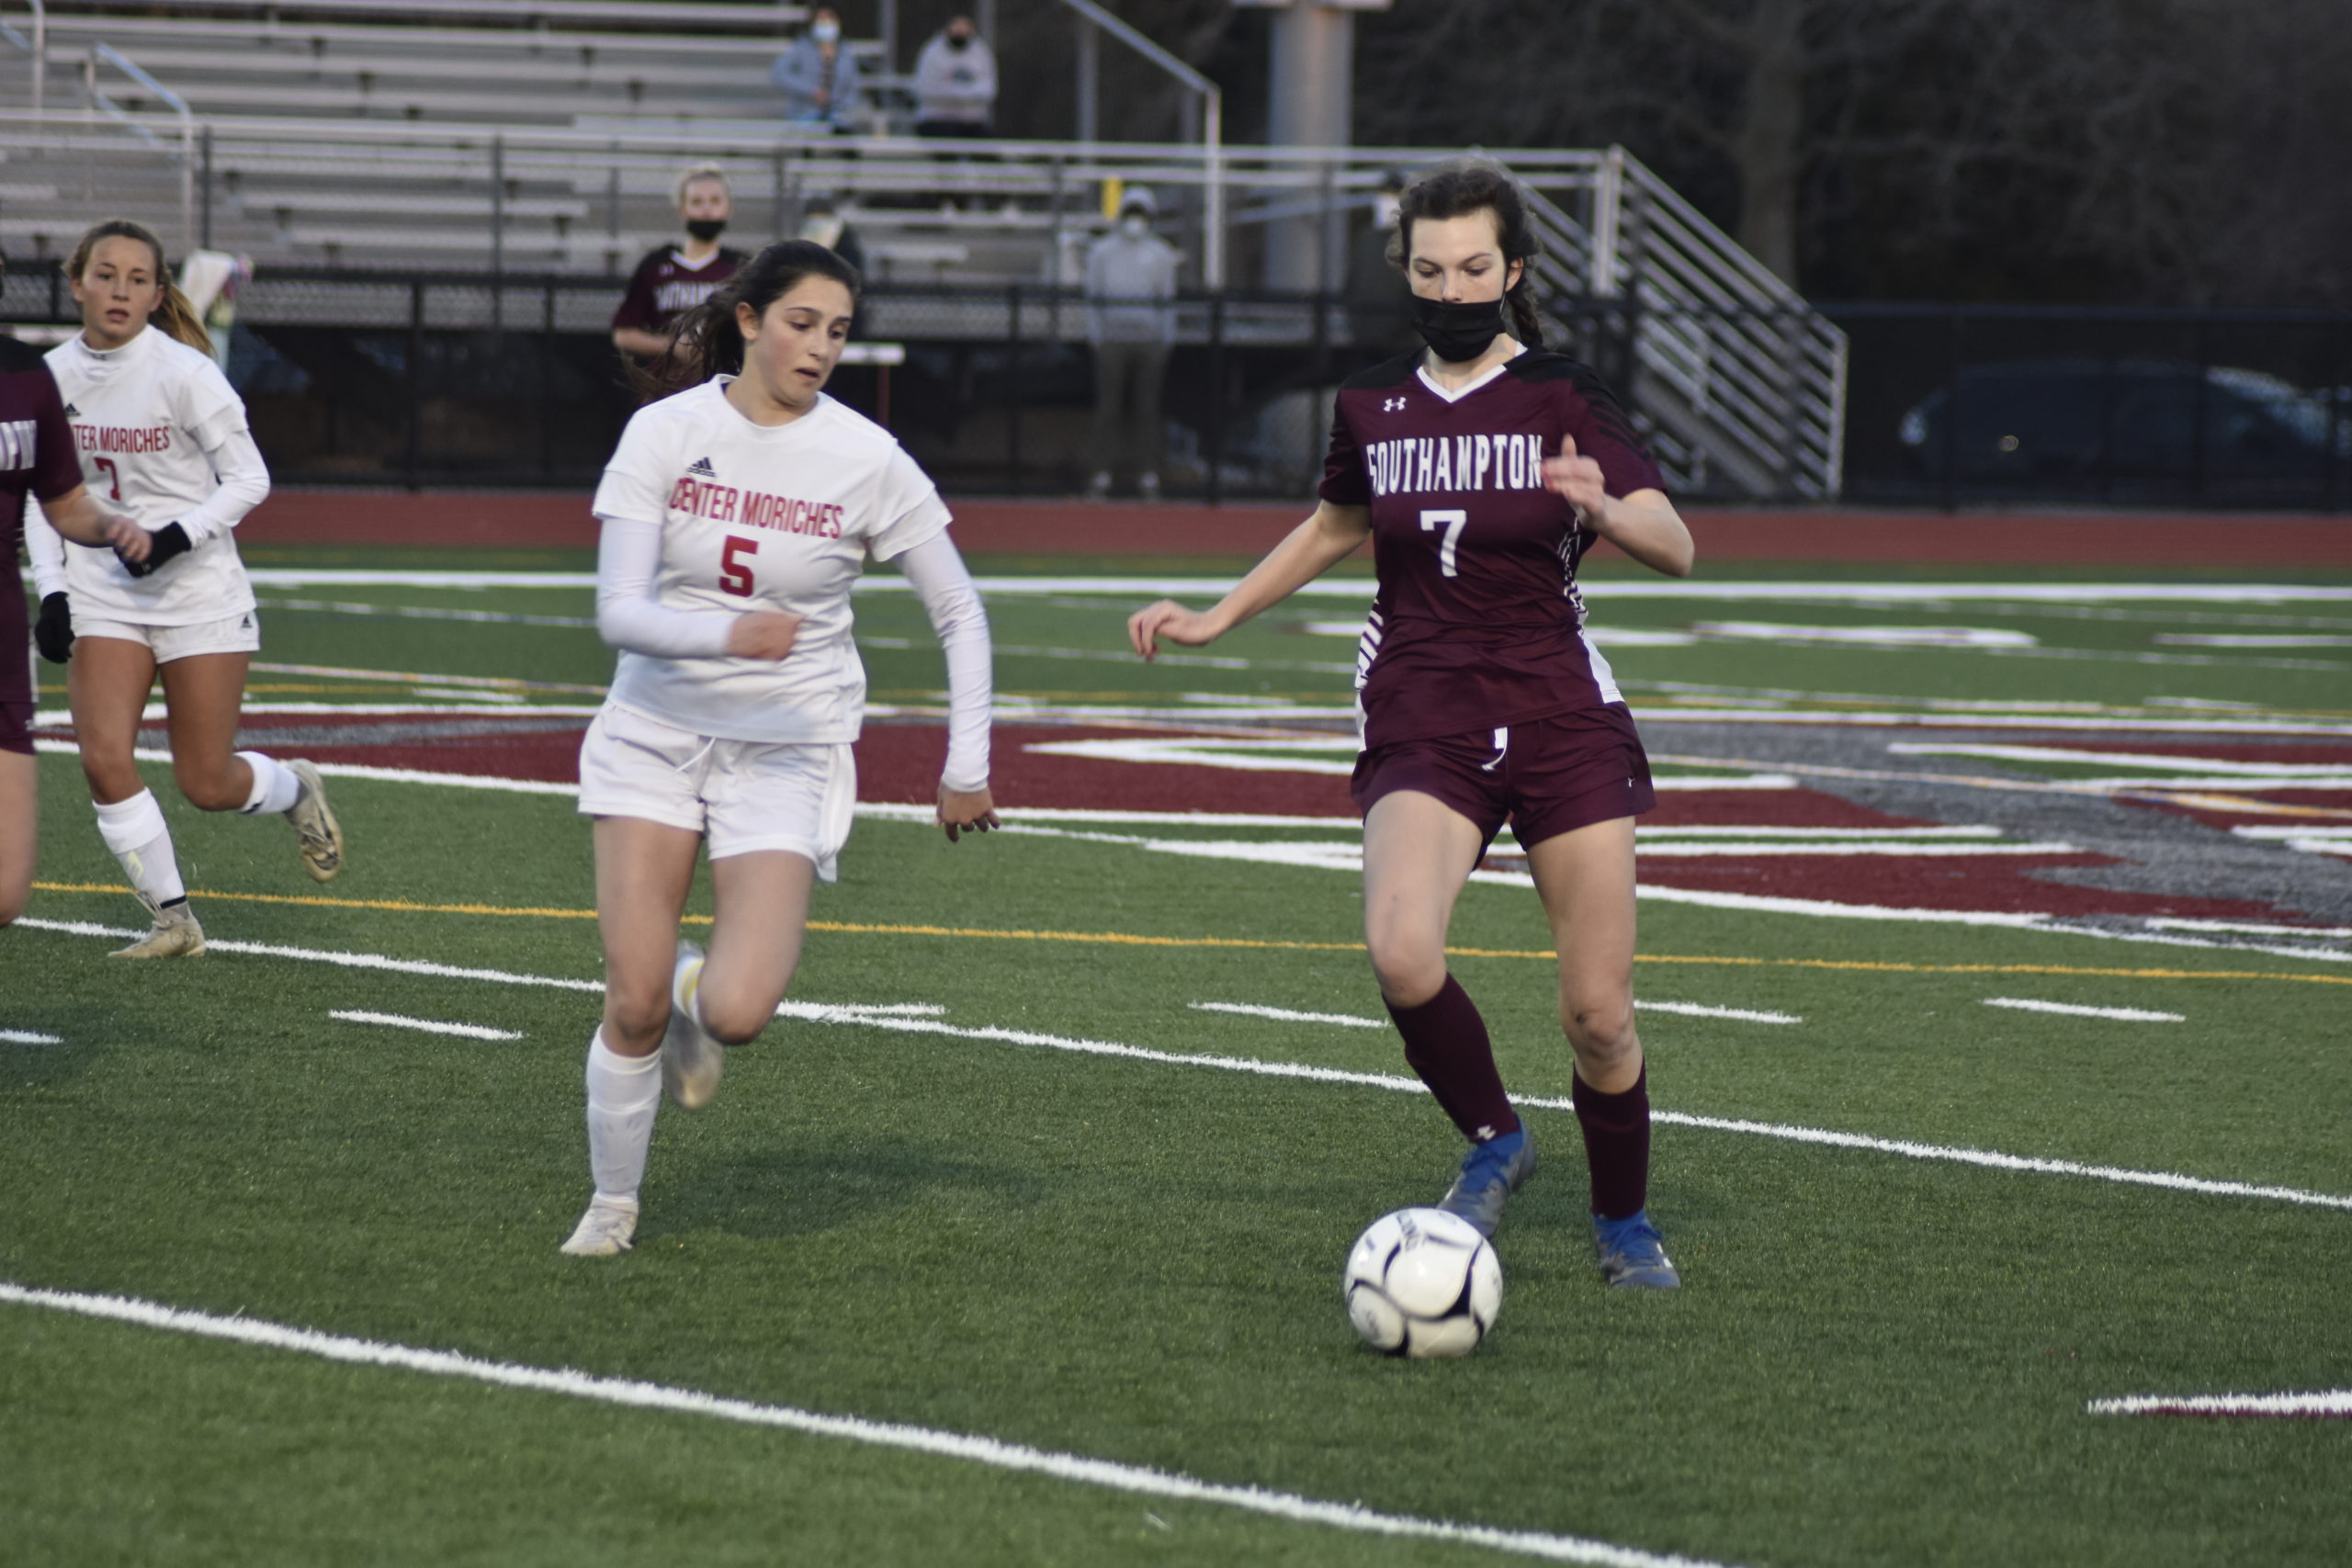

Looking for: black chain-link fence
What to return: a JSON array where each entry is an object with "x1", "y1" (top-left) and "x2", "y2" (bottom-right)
[{"x1": 7, "y1": 261, "x2": 2347, "y2": 507}]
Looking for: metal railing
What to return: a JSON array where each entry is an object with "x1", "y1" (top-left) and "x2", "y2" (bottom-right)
[
  {"x1": 1516, "y1": 148, "x2": 1847, "y2": 501},
  {"x1": 78, "y1": 41, "x2": 194, "y2": 248},
  {"x1": 1057, "y1": 0, "x2": 1223, "y2": 287}
]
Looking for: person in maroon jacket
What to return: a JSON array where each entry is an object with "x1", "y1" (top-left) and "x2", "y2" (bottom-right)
[
  {"x1": 611, "y1": 164, "x2": 751, "y2": 364},
  {"x1": 1, "y1": 321, "x2": 152, "y2": 927},
  {"x1": 1126, "y1": 161, "x2": 1695, "y2": 1290}
]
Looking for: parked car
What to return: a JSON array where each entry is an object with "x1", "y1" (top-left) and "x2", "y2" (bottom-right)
[{"x1": 1896, "y1": 359, "x2": 2349, "y2": 496}]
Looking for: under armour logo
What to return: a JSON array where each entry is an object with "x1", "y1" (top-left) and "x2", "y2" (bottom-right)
[
  {"x1": 685, "y1": 455, "x2": 718, "y2": 478},
  {"x1": 1382, "y1": 397, "x2": 1407, "y2": 412}
]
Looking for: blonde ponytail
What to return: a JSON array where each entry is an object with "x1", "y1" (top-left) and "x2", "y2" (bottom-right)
[
  {"x1": 152, "y1": 282, "x2": 214, "y2": 356},
  {"x1": 65, "y1": 218, "x2": 212, "y2": 355}
]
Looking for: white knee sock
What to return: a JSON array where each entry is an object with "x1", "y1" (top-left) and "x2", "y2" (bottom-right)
[
  {"x1": 93, "y1": 790, "x2": 187, "y2": 913},
  {"x1": 584, "y1": 1028, "x2": 662, "y2": 1204},
  {"x1": 237, "y1": 751, "x2": 302, "y2": 816}
]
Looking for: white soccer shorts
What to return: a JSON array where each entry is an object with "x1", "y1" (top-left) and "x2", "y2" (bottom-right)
[
  {"x1": 74, "y1": 608, "x2": 262, "y2": 662},
  {"x1": 575, "y1": 702, "x2": 856, "y2": 880}
]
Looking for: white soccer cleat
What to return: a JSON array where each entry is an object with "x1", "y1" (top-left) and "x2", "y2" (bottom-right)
[
  {"x1": 560, "y1": 1195, "x2": 639, "y2": 1257},
  {"x1": 662, "y1": 941, "x2": 724, "y2": 1112},
  {"x1": 286, "y1": 760, "x2": 345, "y2": 883},
  {"x1": 108, "y1": 903, "x2": 206, "y2": 959}
]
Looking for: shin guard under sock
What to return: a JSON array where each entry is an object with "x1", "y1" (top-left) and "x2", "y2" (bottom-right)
[
  {"x1": 1385, "y1": 975, "x2": 1521, "y2": 1145},
  {"x1": 93, "y1": 789, "x2": 187, "y2": 913},
  {"x1": 584, "y1": 1028, "x2": 662, "y2": 1203},
  {"x1": 1572, "y1": 1065, "x2": 1652, "y2": 1219}
]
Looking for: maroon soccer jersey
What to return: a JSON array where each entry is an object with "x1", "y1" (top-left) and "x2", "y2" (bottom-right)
[
  {"x1": 611, "y1": 245, "x2": 749, "y2": 335},
  {"x1": 1, "y1": 336, "x2": 90, "y2": 728},
  {"x1": 1318, "y1": 348, "x2": 1668, "y2": 749}
]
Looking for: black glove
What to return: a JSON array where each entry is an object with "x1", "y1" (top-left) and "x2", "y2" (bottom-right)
[
  {"x1": 120, "y1": 521, "x2": 192, "y2": 580},
  {"x1": 33, "y1": 592, "x2": 74, "y2": 663}
]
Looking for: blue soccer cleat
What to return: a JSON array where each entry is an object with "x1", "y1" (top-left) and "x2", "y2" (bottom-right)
[
  {"x1": 1592, "y1": 1209, "x2": 1680, "y2": 1290},
  {"x1": 1435, "y1": 1127, "x2": 1537, "y2": 1237}
]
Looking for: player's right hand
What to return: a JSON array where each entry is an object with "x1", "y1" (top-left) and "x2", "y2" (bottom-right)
[
  {"x1": 1126, "y1": 600, "x2": 1218, "y2": 660},
  {"x1": 726, "y1": 609, "x2": 803, "y2": 660},
  {"x1": 33, "y1": 592, "x2": 73, "y2": 664},
  {"x1": 104, "y1": 512, "x2": 151, "y2": 563}
]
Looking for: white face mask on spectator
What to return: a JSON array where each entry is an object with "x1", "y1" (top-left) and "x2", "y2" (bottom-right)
[
  {"x1": 1121, "y1": 213, "x2": 1149, "y2": 238},
  {"x1": 801, "y1": 215, "x2": 846, "y2": 249},
  {"x1": 1375, "y1": 194, "x2": 1402, "y2": 230},
  {"x1": 811, "y1": 19, "x2": 841, "y2": 42}
]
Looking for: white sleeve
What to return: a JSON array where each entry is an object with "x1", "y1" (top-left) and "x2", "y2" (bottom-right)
[
  {"x1": 176, "y1": 421, "x2": 272, "y2": 544},
  {"x1": 24, "y1": 496, "x2": 68, "y2": 598},
  {"x1": 865, "y1": 444, "x2": 953, "y2": 560},
  {"x1": 894, "y1": 530, "x2": 991, "y2": 792},
  {"x1": 594, "y1": 514, "x2": 735, "y2": 658}
]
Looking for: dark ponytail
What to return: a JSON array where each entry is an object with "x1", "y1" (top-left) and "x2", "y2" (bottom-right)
[
  {"x1": 635, "y1": 239, "x2": 863, "y2": 400},
  {"x1": 1386, "y1": 160, "x2": 1545, "y2": 349},
  {"x1": 67, "y1": 219, "x2": 214, "y2": 356}
]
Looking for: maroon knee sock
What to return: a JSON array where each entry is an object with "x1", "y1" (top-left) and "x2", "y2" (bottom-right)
[
  {"x1": 1572, "y1": 1065, "x2": 1651, "y2": 1218},
  {"x1": 1385, "y1": 975, "x2": 1521, "y2": 1144}
]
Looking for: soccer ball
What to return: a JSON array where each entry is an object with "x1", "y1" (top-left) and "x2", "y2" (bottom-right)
[{"x1": 1343, "y1": 1207, "x2": 1503, "y2": 1359}]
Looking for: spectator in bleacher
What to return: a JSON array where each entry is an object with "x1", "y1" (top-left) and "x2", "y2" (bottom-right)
[
  {"x1": 913, "y1": 15, "x2": 997, "y2": 139},
  {"x1": 771, "y1": 7, "x2": 862, "y2": 132},
  {"x1": 1084, "y1": 186, "x2": 1183, "y2": 502},
  {"x1": 612, "y1": 165, "x2": 751, "y2": 364}
]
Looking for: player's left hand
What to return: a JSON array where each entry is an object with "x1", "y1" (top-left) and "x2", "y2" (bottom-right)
[
  {"x1": 119, "y1": 521, "x2": 191, "y2": 579},
  {"x1": 937, "y1": 783, "x2": 999, "y2": 843},
  {"x1": 1541, "y1": 434, "x2": 1610, "y2": 527}
]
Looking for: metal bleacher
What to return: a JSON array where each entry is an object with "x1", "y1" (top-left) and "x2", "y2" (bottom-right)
[{"x1": 0, "y1": 1, "x2": 1848, "y2": 498}]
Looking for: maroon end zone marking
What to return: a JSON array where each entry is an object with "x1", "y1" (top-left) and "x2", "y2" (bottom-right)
[
  {"x1": 236, "y1": 490, "x2": 2352, "y2": 565},
  {"x1": 1634, "y1": 856, "x2": 2297, "y2": 921},
  {"x1": 67, "y1": 712, "x2": 2309, "y2": 921}
]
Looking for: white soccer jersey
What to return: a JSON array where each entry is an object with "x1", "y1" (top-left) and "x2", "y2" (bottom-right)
[
  {"x1": 36, "y1": 326, "x2": 268, "y2": 626},
  {"x1": 591, "y1": 379, "x2": 952, "y2": 743}
]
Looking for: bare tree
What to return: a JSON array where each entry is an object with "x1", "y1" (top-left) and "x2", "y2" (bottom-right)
[{"x1": 1353, "y1": 0, "x2": 2352, "y2": 305}]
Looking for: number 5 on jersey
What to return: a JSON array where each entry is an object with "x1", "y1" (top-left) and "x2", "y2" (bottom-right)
[
  {"x1": 719, "y1": 535, "x2": 758, "y2": 596},
  {"x1": 1420, "y1": 508, "x2": 1466, "y2": 578}
]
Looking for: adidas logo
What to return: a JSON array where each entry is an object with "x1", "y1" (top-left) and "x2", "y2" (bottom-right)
[
  {"x1": 685, "y1": 455, "x2": 718, "y2": 478},
  {"x1": 62, "y1": 402, "x2": 80, "y2": 418}
]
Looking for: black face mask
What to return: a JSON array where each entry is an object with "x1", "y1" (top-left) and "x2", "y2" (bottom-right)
[
  {"x1": 684, "y1": 219, "x2": 728, "y2": 243},
  {"x1": 947, "y1": 32, "x2": 972, "y2": 50},
  {"x1": 1411, "y1": 295, "x2": 1506, "y2": 363}
]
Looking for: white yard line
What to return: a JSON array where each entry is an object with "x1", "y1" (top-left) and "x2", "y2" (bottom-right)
[
  {"x1": 329, "y1": 1010, "x2": 525, "y2": 1042},
  {"x1": 1983, "y1": 998, "x2": 2185, "y2": 1023},
  {"x1": 1, "y1": 1029, "x2": 63, "y2": 1044},
  {"x1": 1637, "y1": 1001, "x2": 1801, "y2": 1025},
  {"x1": 0, "y1": 1282, "x2": 1735, "y2": 1568},
  {"x1": 16, "y1": 918, "x2": 2340, "y2": 1213},
  {"x1": 2088, "y1": 1390, "x2": 2352, "y2": 1418},
  {"x1": 1190, "y1": 1001, "x2": 1386, "y2": 1029}
]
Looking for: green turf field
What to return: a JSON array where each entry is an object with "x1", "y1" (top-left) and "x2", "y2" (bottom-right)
[{"x1": 6, "y1": 550, "x2": 2350, "y2": 1566}]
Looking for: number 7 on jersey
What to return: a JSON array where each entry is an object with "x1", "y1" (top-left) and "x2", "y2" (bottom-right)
[{"x1": 1420, "y1": 509, "x2": 1467, "y2": 578}]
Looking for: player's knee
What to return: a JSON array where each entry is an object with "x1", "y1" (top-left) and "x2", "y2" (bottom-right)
[
  {"x1": 603, "y1": 990, "x2": 670, "y2": 1055},
  {"x1": 695, "y1": 992, "x2": 771, "y2": 1046},
  {"x1": 174, "y1": 760, "x2": 244, "y2": 813},
  {"x1": 1365, "y1": 927, "x2": 1446, "y2": 1008},
  {"x1": 1561, "y1": 992, "x2": 1635, "y2": 1059}
]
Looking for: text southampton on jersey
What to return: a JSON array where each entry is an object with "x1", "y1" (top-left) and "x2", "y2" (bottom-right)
[{"x1": 1364, "y1": 433, "x2": 1554, "y2": 499}]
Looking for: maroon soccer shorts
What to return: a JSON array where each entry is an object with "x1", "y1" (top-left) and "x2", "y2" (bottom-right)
[
  {"x1": 0, "y1": 694, "x2": 31, "y2": 757},
  {"x1": 1351, "y1": 704, "x2": 1656, "y2": 851}
]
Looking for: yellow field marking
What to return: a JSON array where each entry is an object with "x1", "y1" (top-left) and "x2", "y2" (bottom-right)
[{"x1": 29, "y1": 881, "x2": 2350, "y2": 986}]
